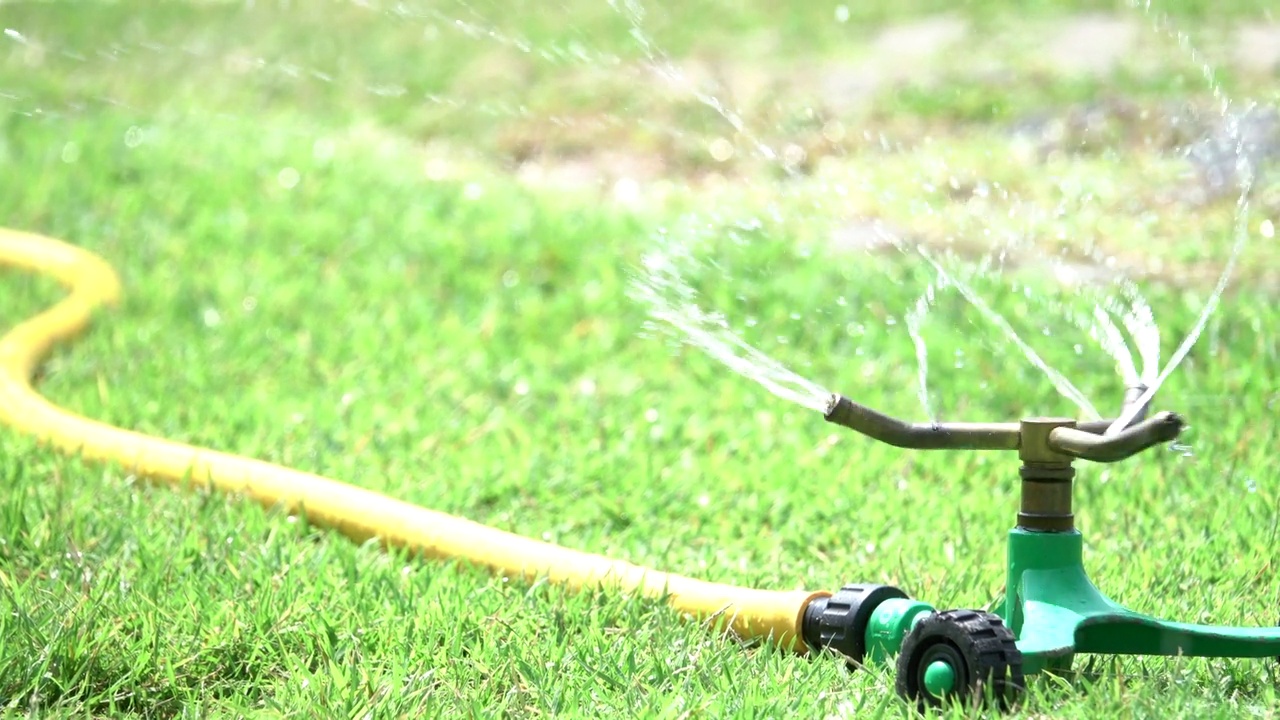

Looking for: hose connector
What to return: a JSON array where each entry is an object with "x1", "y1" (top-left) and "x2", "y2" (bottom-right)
[{"x1": 803, "y1": 584, "x2": 909, "y2": 665}]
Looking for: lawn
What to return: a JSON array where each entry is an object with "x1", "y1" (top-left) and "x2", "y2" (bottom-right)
[{"x1": 1, "y1": 0, "x2": 1279, "y2": 717}]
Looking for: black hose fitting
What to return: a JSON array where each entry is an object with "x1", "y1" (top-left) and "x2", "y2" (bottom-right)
[{"x1": 803, "y1": 583, "x2": 909, "y2": 665}]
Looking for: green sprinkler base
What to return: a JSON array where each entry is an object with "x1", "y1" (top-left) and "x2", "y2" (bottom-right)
[
  {"x1": 839, "y1": 525, "x2": 1280, "y2": 711},
  {"x1": 1004, "y1": 528, "x2": 1280, "y2": 675}
]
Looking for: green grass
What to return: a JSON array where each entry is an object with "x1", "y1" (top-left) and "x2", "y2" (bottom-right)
[{"x1": 2, "y1": 1, "x2": 1280, "y2": 717}]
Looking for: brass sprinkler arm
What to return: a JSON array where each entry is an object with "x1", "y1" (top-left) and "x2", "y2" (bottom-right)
[
  {"x1": 822, "y1": 395, "x2": 1021, "y2": 451},
  {"x1": 823, "y1": 385, "x2": 1184, "y2": 464},
  {"x1": 1043, "y1": 412, "x2": 1184, "y2": 463}
]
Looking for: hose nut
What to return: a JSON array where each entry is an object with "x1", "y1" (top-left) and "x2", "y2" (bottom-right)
[{"x1": 803, "y1": 583, "x2": 909, "y2": 665}]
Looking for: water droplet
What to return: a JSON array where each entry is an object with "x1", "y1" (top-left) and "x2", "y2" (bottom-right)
[
  {"x1": 782, "y1": 143, "x2": 806, "y2": 167},
  {"x1": 463, "y1": 182, "x2": 485, "y2": 200},
  {"x1": 612, "y1": 177, "x2": 641, "y2": 205},
  {"x1": 312, "y1": 138, "x2": 335, "y2": 162},
  {"x1": 1262, "y1": 219, "x2": 1275, "y2": 238},
  {"x1": 1245, "y1": 477, "x2": 1258, "y2": 493},
  {"x1": 834, "y1": 5, "x2": 850, "y2": 23},
  {"x1": 424, "y1": 157, "x2": 451, "y2": 181},
  {"x1": 502, "y1": 270, "x2": 520, "y2": 288},
  {"x1": 60, "y1": 141, "x2": 79, "y2": 163},
  {"x1": 708, "y1": 137, "x2": 735, "y2": 162},
  {"x1": 577, "y1": 378, "x2": 597, "y2": 396},
  {"x1": 513, "y1": 380, "x2": 530, "y2": 396},
  {"x1": 202, "y1": 308, "x2": 222, "y2": 328},
  {"x1": 644, "y1": 408, "x2": 660, "y2": 423},
  {"x1": 124, "y1": 126, "x2": 145, "y2": 148},
  {"x1": 277, "y1": 167, "x2": 300, "y2": 189}
]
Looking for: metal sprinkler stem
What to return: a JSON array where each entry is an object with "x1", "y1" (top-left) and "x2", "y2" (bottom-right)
[{"x1": 1016, "y1": 418, "x2": 1077, "y2": 532}]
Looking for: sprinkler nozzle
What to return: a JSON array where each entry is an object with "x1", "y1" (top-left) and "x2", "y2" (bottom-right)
[{"x1": 1045, "y1": 411, "x2": 1185, "y2": 463}]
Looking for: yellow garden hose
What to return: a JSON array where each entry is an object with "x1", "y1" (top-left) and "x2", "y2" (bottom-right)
[{"x1": 0, "y1": 228, "x2": 827, "y2": 652}]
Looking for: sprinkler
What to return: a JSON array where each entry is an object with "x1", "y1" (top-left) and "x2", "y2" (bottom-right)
[{"x1": 802, "y1": 388, "x2": 1280, "y2": 710}]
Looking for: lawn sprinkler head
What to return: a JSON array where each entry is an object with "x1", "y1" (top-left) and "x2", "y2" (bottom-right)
[
  {"x1": 818, "y1": 392, "x2": 1184, "y2": 542},
  {"x1": 804, "y1": 387, "x2": 1277, "y2": 713},
  {"x1": 819, "y1": 391, "x2": 1185, "y2": 534},
  {"x1": 821, "y1": 391, "x2": 1185, "y2": 464}
]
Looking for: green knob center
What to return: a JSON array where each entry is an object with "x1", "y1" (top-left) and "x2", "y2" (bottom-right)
[{"x1": 923, "y1": 659, "x2": 957, "y2": 697}]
